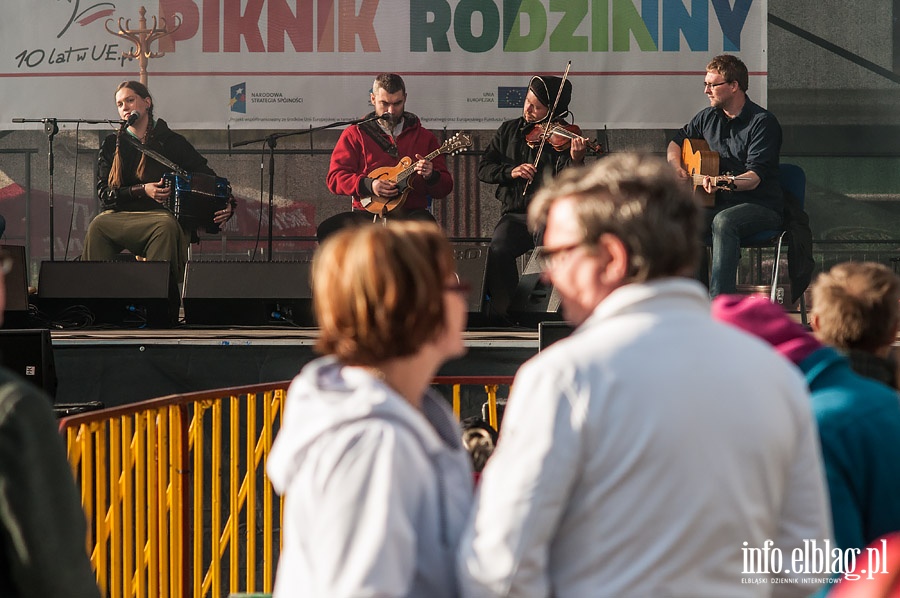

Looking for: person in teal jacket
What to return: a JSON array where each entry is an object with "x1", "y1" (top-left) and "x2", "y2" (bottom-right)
[{"x1": 712, "y1": 295, "x2": 900, "y2": 554}]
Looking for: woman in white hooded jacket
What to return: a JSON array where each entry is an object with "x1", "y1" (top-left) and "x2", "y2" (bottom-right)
[{"x1": 266, "y1": 221, "x2": 474, "y2": 598}]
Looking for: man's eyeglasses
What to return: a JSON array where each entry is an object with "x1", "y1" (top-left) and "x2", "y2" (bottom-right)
[
  {"x1": 537, "y1": 242, "x2": 588, "y2": 270},
  {"x1": 704, "y1": 81, "x2": 731, "y2": 90}
]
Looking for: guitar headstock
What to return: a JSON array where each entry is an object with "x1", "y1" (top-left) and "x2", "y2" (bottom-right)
[{"x1": 441, "y1": 132, "x2": 473, "y2": 156}]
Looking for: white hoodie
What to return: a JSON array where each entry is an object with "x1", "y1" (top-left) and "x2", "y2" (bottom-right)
[{"x1": 266, "y1": 356, "x2": 473, "y2": 598}]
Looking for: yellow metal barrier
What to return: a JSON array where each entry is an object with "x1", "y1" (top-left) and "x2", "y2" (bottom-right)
[{"x1": 59, "y1": 376, "x2": 512, "y2": 598}]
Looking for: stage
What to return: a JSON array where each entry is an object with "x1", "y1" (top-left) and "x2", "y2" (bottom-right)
[{"x1": 48, "y1": 327, "x2": 542, "y2": 408}]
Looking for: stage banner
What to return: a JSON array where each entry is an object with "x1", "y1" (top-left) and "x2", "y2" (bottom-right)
[{"x1": 1, "y1": 0, "x2": 767, "y2": 130}]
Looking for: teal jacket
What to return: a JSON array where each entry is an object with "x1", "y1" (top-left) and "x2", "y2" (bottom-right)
[{"x1": 801, "y1": 347, "x2": 900, "y2": 552}]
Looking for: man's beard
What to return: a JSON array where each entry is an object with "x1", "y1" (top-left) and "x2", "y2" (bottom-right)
[{"x1": 382, "y1": 112, "x2": 401, "y2": 126}]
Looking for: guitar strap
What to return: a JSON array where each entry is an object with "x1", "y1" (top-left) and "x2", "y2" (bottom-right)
[
  {"x1": 121, "y1": 134, "x2": 188, "y2": 176},
  {"x1": 357, "y1": 113, "x2": 416, "y2": 159}
]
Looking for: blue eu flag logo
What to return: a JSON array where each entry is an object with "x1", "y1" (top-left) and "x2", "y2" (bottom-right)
[
  {"x1": 498, "y1": 87, "x2": 528, "y2": 108},
  {"x1": 230, "y1": 83, "x2": 246, "y2": 113}
]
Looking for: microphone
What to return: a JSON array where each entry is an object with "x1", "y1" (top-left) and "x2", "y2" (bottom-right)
[
  {"x1": 351, "y1": 113, "x2": 394, "y2": 125},
  {"x1": 122, "y1": 111, "x2": 140, "y2": 128}
]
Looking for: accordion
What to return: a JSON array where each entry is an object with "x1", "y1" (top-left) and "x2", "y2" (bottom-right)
[{"x1": 162, "y1": 172, "x2": 231, "y2": 232}]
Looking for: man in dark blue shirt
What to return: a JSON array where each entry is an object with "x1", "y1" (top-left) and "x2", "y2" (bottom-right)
[{"x1": 667, "y1": 54, "x2": 783, "y2": 297}]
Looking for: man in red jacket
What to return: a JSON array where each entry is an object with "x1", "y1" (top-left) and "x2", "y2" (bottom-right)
[{"x1": 319, "y1": 73, "x2": 453, "y2": 242}]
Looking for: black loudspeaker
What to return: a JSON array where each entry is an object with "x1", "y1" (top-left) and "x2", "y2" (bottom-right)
[
  {"x1": 182, "y1": 261, "x2": 313, "y2": 326},
  {"x1": 539, "y1": 321, "x2": 575, "y2": 351},
  {"x1": 509, "y1": 247, "x2": 563, "y2": 327},
  {"x1": 0, "y1": 328, "x2": 57, "y2": 399},
  {"x1": 37, "y1": 261, "x2": 174, "y2": 328},
  {"x1": 1, "y1": 245, "x2": 30, "y2": 328},
  {"x1": 452, "y1": 243, "x2": 489, "y2": 316}
]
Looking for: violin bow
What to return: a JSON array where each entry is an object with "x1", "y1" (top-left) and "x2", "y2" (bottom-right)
[{"x1": 524, "y1": 60, "x2": 572, "y2": 196}]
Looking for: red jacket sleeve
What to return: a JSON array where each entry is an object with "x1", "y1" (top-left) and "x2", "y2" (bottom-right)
[{"x1": 326, "y1": 126, "x2": 367, "y2": 198}]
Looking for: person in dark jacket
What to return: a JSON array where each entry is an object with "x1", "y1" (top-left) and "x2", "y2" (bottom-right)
[
  {"x1": 82, "y1": 81, "x2": 234, "y2": 287},
  {"x1": 0, "y1": 248, "x2": 101, "y2": 598},
  {"x1": 478, "y1": 75, "x2": 585, "y2": 320}
]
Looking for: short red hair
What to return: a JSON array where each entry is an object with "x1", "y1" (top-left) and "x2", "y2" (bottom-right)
[{"x1": 313, "y1": 221, "x2": 456, "y2": 366}]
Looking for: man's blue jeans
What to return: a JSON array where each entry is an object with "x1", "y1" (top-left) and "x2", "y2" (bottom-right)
[{"x1": 701, "y1": 203, "x2": 783, "y2": 298}]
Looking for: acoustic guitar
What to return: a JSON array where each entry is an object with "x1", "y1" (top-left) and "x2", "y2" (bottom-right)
[
  {"x1": 681, "y1": 138, "x2": 746, "y2": 207},
  {"x1": 359, "y1": 132, "x2": 472, "y2": 215}
]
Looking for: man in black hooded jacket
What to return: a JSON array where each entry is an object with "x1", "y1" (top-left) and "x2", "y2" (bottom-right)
[{"x1": 479, "y1": 75, "x2": 585, "y2": 321}]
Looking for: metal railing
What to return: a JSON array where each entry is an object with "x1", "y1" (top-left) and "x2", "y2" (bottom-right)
[{"x1": 58, "y1": 376, "x2": 513, "y2": 598}]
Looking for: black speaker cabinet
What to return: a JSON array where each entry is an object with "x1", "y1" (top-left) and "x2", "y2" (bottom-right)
[
  {"x1": 509, "y1": 247, "x2": 563, "y2": 327},
  {"x1": 0, "y1": 328, "x2": 57, "y2": 399},
  {"x1": 37, "y1": 261, "x2": 174, "y2": 328},
  {"x1": 539, "y1": 321, "x2": 575, "y2": 351},
  {"x1": 1, "y1": 244, "x2": 30, "y2": 328},
  {"x1": 182, "y1": 261, "x2": 313, "y2": 326},
  {"x1": 452, "y1": 243, "x2": 489, "y2": 316}
]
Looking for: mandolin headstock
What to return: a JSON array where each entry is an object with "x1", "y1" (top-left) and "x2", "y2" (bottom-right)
[{"x1": 441, "y1": 132, "x2": 473, "y2": 156}]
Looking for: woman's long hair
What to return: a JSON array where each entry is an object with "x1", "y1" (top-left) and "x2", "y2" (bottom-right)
[{"x1": 108, "y1": 80, "x2": 155, "y2": 189}]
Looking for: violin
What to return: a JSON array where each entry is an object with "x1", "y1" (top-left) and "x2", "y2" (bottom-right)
[{"x1": 525, "y1": 121, "x2": 603, "y2": 154}]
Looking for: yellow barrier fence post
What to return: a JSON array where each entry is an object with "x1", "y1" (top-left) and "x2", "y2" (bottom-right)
[{"x1": 59, "y1": 378, "x2": 511, "y2": 598}]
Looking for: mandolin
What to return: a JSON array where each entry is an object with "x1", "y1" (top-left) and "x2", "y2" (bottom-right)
[
  {"x1": 681, "y1": 138, "x2": 748, "y2": 207},
  {"x1": 359, "y1": 132, "x2": 472, "y2": 215}
]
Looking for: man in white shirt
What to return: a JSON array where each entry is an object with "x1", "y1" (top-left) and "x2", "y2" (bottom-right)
[{"x1": 457, "y1": 153, "x2": 832, "y2": 598}]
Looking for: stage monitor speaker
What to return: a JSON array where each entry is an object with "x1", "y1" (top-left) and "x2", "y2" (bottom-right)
[
  {"x1": 1, "y1": 245, "x2": 30, "y2": 328},
  {"x1": 509, "y1": 247, "x2": 563, "y2": 327},
  {"x1": 452, "y1": 243, "x2": 489, "y2": 316},
  {"x1": 0, "y1": 328, "x2": 57, "y2": 399},
  {"x1": 182, "y1": 261, "x2": 313, "y2": 326},
  {"x1": 37, "y1": 261, "x2": 174, "y2": 328},
  {"x1": 539, "y1": 321, "x2": 575, "y2": 351}
]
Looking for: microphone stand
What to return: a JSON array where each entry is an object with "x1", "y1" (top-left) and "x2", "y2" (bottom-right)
[
  {"x1": 11, "y1": 117, "x2": 126, "y2": 261},
  {"x1": 232, "y1": 114, "x2": 387, "y2": 261}
]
